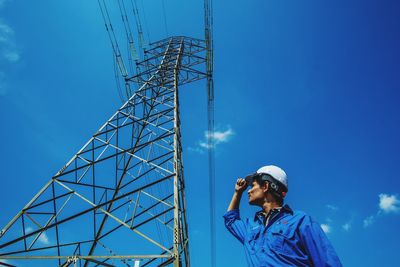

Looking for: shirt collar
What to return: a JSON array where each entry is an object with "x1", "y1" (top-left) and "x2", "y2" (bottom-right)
[
  {"x1": 281, "y1": 204, "x2": 293, "y2": 214},
  {"x1": 255, "y1": 204, "x2": 293, "y2": 225}
]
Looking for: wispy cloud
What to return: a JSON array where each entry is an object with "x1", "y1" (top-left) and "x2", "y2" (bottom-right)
[
  {"x1": 38, "y1": 233, "x2": 50, "y2": 245},
  {"x1": 323, "y1": 205, "x2": 355, "y2": 233},
  {"x1": 363, "y1": 193, "x2": 400, "y2": 228},
  {"x1": 25, "y1": 227, "x2": 50, "y2": 245},
  {"x1": 189, "y1": 126, "x2": 234, "y2": 153},
  {"x1": 0, "y1": 21, "x2": 13, "y2": 42},
  {"x1": 0, "y1": 3, "x2": 20, "y2": 97},
  {"x1": 207, "y1": 128, "x2": 234, "y2": 143},
  {"x1": 187, "y1": 146, "x2": 206, "y2": 154},
  {"x1": 379, "y1": 194, "x2": 400, "y2": 213},
  {"x1": 321, "y1": 223, "x2": 331, "y2": 234},
  {"x1": 321, "y1": 205, "x2": 337, "y2": 234},
  {"x1": 200, "y1": 128, "x2": 234, "y2": 149},
  {"x1": 3, "y1": 49, "x2": 19, "y2": 62},
  {"x1": 326, "y1": 204, "x2": 339, "y2": 212},
  {"x1": 342, "y1": 222, "x2": 351, "y2": 231},
  {"x1": 0, "y1": 20, "x2": 20, "y2": 63},
  {"x1": 363, "y1": 215, "x2": 374, "y2": 228}
]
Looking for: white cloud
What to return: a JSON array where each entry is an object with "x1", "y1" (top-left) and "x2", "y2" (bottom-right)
[
  {"x1": 321, "y1": 224, "x2": 331, "y2": 234},
  {"x1": 3, "y1": 49, "x2": 19, "y2": 62},
  {"x1": 189, "y1": 126, "x2": 234, "y2": 153},
  {"x1": 199, "y1": 141, "x2": 212, "y2": 150},
  {"x1": 0, "y1": 23, "x2": 13, "y2": 43},
  {"x1": 25, "y1": 227, "x2": 50, "y2": 245},
  {"x1": 206, "y1": 128, "x2": 234, "y2": 144},
  {"x1": 38, "y1": 232, "x2": 50, "y2": 245},
  {"x1": 0, "y1": 21, "x2": 13, "y2": 44},
  {"x1": 0, "y1": 16, "x2": 20, "y2": 94},
  {"x1": 0, "y1": 19, "x2": 20, "y2": 63},
  {"x1": 363, "y1": 215, "x2": 375, "y2": 228},
  {"x1": 326, "y1": 204, "x2": 339, "y2": 211},
  {"x1": 362, "y1": 193, "x2": 400, "y2": 229},
  {"x1": 342, "y1": 222, "x2": 351, "y2": 231},
  {"x1": 379, "y1": 194, "x2": 400, "y2": 213},
  {"x1": 187, "y1": 146, "x2": 205, "y2": 154}
]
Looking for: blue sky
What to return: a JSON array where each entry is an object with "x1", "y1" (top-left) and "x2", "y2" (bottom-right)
[{"x1": 1, "y1": 0, "x2": 400, "y2": 266}]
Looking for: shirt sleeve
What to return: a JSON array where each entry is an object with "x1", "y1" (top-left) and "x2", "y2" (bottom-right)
[
  {"x1": 299, "y1": 216, "x2": 343, "y2": 267},
  {"x1": 223, "y1": 209, "x2": 247, "y2": 244}
]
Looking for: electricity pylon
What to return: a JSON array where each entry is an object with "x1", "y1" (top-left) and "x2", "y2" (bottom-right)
[{"x1": 0, "y1": 36, "x2": 207, "y2": 267}]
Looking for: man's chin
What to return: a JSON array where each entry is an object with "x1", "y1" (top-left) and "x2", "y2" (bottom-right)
[
  {"x1": 248, "y1": 199, "x2": 256, "y2": 206},
  {"x1": 248, "y1": 198, "x2": 262, "y2": 206}
]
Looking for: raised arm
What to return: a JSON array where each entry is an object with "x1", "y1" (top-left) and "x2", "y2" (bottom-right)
[
  {"x1": 227, "y1": 178, "x2": 248, "y2": 211},
  {"x1": 224, "y1": 178, "x2": 249, "y2": 244}
]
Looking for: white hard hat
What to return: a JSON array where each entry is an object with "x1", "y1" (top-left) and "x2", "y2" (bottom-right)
[{"x1": 256, "y1": 165, "x2": 288, "y2": 192}]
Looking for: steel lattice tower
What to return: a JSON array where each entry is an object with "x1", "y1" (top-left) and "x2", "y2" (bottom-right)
[{"x1": 0, "y1": 36, "x2": 208, "y2": 267}]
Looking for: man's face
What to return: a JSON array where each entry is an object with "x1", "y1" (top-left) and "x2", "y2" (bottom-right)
[{"x1": 247, "y1": 180, "x2": 267, "y2": 206}]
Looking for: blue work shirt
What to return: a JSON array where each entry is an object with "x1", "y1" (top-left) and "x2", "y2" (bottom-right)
[{"x1": 223, "y1": 205, "x2": 342, "y2": 267}]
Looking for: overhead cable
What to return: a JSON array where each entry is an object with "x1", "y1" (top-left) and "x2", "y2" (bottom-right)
[
  {"x1": 129, "y1": 0, "x2": 146, "y2": 58},
  {"x1": 98, "y1": 0, "x2": 128, "y2": 79},
  {"x1": 162, "y1": 0, "x2": 169, "y2": 37},
  {"x1": 117, "y1": 0, "x2": 139, "y2": 75},
  {"x1": 140, "y1": 0, "x2": 151, "y2": 44},
  {"x1": 113, "y1": 51, "x2": 126, "y2": 102}
]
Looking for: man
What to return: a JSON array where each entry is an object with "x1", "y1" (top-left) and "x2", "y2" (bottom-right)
[{"x1": 224, "y1": 165, "x2": 342, "y2": 267}]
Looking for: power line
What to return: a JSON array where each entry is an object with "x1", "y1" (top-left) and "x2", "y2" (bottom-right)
[
  {"x1": 161, "y1": 0, "x2": 169, "y2": 37},
  {"x1": 140, "y1": 0, "x2": 151, "y2": 44},
  {"x1": 113, "y1": 51, "x2": 125, "y2": 102},
  {"x1": 98, "y1": 0, "x2": 128, "y2": 79},
  {"x1": 129, "y1": 0, "x2": 146, "y2": 58},
  {"x1": 117, "y1": 0, "x2": 139, "y2": 75}
]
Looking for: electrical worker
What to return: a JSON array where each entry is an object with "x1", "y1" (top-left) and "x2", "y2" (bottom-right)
[{"x1": 223, "y1": 165, "x2": 342, "y2": 267}]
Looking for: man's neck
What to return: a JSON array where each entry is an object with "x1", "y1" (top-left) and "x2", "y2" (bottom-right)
[{"x1": 262, "y1": 201, "x2": 282, "y2": 215}]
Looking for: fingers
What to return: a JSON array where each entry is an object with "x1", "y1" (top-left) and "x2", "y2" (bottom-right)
[{"x1": 236, "y1": 178, "x2": 246, "y2": 187}]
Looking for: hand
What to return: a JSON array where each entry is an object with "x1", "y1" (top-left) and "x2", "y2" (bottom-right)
[{"x1": 235, "y1": 178, "x2": 247, "y2": 194}]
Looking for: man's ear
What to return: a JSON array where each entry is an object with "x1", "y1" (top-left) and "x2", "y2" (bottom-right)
[{"x1": 262, "y1": 182, "x2": 269, "y2": 193}]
